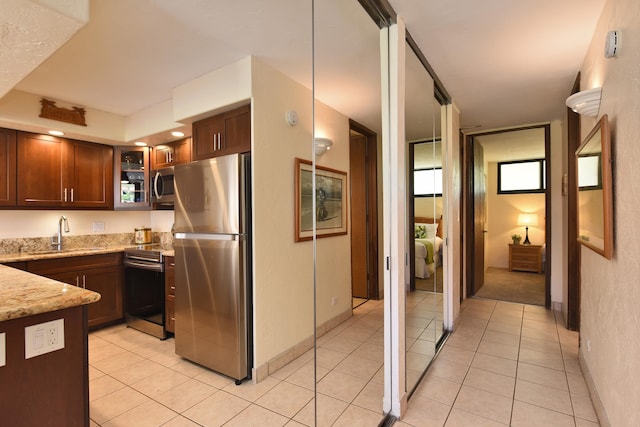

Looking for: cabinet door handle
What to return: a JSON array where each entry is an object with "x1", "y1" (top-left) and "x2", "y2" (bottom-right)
[
  {"x1": 213, "y1": 133, "x2": 217, "y2": 151},
  {"x1": 71, "y1": 188, "x2": 74, "y2": 202},
  {"x1": 75, "y1": 276, "x2": 79, "y2": 287},
  {"x1": 82, "y1": 275, "x2": 86, "y2": 289},
  {"x1": 170, "y1": 286, "x2": 176, "y2": 291},
  {"x1": 64, "y1": 188, "x2": 68, "y2": 202},
  {"x1": 218, "y1": 132, "x2": 222, "y2": 150}
]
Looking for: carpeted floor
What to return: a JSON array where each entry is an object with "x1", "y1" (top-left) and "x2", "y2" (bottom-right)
[
  {"x1": 415, "y1": 265, "x2": 444, "y2": 293},
  {"x1": 474, "y1": 267, "x2": 545, "y2": 306}
]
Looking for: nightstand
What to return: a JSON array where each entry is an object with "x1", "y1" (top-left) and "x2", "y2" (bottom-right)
[{"x1": 509, "y1": 244, "x2": 543, "y2": 273}]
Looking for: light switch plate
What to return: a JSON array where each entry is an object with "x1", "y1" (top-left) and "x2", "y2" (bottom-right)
[
  {"x1": 25, "y1": 319, "x2": 64, "y2": 359},
  {"x1": 0, "y1": 332, "x2": 5, "y2": 367}
]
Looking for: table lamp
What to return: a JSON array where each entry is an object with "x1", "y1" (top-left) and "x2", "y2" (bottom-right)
[{"x1": 517, "y1": 213, "x2": 538, "y2": 245}]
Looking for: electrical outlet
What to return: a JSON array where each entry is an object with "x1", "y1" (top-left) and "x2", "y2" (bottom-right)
[
  {"x1": 25, "y1": 319, "x2": 64, "y2": 359},
  {"x1": 331, "y1": 296, "x2": 338, "y2": 306},
  {"x1": 0, "y1": 332, "x2": 5, "y2": 367},
  {"x1": 92, "y1": 222, "x2": 105, "y2": 232}
]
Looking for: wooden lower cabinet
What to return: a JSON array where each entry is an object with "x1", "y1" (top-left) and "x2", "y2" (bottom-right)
[
  {"x1": 28, "y1": 253, "x2": 124, "y2": 328},
  {"x1": 165, "y1": 256, "x2": 175, "y2": 334},
  {"x1": 0, "y1": 306, "x2": 89, "y2": 426}
]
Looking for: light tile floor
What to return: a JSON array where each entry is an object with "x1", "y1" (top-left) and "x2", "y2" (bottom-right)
[
  {"x1": 88, "y1": 296, "x2": 599, "y2": 426},
  {"x1": 397, "y1": 298, "x2": 600, "y2": 427}
]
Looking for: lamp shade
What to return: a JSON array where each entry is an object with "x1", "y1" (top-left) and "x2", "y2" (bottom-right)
[
  {"x1": 517, "y1": 213, "x2": 539, "y2": 227},
  {"x1": 314, "y1": 137, "x2": 333, "y2": 156},
  {"x1": 565, "y1": 87, "x2": 601, "y2": 117}
]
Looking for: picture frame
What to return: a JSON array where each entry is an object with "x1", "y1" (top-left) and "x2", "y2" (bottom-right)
[{"x1": 295, "y1": 158, "x2": 348, "y2": 242}]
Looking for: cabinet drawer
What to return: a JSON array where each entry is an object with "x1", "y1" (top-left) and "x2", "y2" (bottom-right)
[{"x1": 28, "y1": 253, "x2": 122, "y2": 275}]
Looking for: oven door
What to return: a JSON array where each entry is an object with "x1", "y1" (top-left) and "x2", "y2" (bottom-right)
[{"x1": 124, "y1": 259, "x2": 166, "y2": 338}]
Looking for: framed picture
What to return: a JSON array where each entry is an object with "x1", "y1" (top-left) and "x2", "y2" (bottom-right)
[{"x1": 295, "y1": 158, "x2": 348, "y2": 242}]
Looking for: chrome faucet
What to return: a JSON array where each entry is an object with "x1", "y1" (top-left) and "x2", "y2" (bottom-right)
[{"x1": 52, "y1": 215, "x2": 70, "y2": 251}]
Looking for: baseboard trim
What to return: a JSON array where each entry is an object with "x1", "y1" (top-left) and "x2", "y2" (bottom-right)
[
  {"x1": 579, "y1": 348, "x2": 610, "y2": 427},
  {"x1": 252, "y1": 308, "x2": 352, "y2": 383}
]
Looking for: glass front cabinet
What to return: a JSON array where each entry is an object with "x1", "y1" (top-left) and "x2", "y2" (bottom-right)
[{"x1": 114, "y1": 146, "x2": 150, "y2": 210}]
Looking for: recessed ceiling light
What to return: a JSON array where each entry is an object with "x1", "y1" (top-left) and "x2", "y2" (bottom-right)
[
  {"x1": 171, "y1": 131, "x2": 185, "y2": 137},
  {"x1": 134, "y1": 141, "x2": 147, "y2": 146},
  {"x1": 48, "y1": 130, "x2": 64, "y2": 136}
]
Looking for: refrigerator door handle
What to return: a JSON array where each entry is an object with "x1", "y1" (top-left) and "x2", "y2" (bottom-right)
[{"x1": 174, "y1": 232, "x2": 244, "y2": 241}]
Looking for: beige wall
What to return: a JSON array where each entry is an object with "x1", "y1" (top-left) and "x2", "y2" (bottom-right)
[
  {"x1": 577, "y1": 0, "x2": 640, "y2": 425},
  {"x1": 486, "y1": 162, "x2": 545, "y2": 269},
  {"x1": 250, "y1": 58, "x2": 352, "y2": 371},
  {"x1": 0, "y1": 210, "x2": 174, "y2": 238}
]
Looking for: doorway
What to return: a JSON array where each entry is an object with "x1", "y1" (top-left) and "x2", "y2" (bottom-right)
[
  {"x1": 349, "y1": 120, "x2": 379, "y2": 307},
  {"x1": 464, "y1": 125, "x2": 551, "y2": 307}
]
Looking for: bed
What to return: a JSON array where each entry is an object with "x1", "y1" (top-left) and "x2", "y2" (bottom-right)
[{"x1": 414, "y1": 216, "x2": 444, "y2": 279}]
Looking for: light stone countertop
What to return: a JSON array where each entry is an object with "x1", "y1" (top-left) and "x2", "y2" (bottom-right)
[
  {"x1": 0, "y1": 244, "x2": 174, "y2": 322},
  {"x1": 0, "y1": 264, "x2": 101, "y2": 322},
  {"x1": 0, "y1": 246, "x2": 127, "y2": 263},
  {"x1": 0, "y1": 245, "x2": 175, "y2": 263}
]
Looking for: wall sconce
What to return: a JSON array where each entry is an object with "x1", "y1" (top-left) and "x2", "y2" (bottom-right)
[
  {"x1": 517, "y1": 213, "x2": 539, "y2": 245},
  {"x1": 565, "y1": 87, "x2": 601, "y2": 117},
  {"x1": 314, "y1": 137, "x2": 333, "y2": 156}
]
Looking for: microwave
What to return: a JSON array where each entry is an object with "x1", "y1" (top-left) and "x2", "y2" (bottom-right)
[{"x1": 151, "y1": 166, "x2": 175, "y2": 208}]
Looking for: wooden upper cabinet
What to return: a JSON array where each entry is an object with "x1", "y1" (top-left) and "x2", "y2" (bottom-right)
[
  {"x1": 17, "y1": 132, "x2": 67, "y2": 207},
  {"x1": 16, "y1": 132, "x2": 113, "y2": 209},
  {"x1": 0, "y1": 128, "x2": 17, "y2": 207},
  {"x1": 192, "y1": 104, "x2": 251, "y2": 160},
  {"x1": 152, "y1": 137, "x2": 191, "y2": 169},
  {"x1": 69, "y1": 140, "x2": 113, "y2": 209}
]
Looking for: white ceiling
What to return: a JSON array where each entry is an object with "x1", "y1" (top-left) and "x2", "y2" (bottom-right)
[{"x1": 6, "y1": 0, "x2": 606, "y2": 144}]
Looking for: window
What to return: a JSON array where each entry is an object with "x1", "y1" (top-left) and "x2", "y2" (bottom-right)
[
  {"x1": 498, "y1": 159, "x2": 545, "y2": 194},
  {"x1": 578, "y1": 154, "x2": 602, "y2": 189},
  {"x1": 414, "y1": 168, "x2": 442, "y2": 197}
]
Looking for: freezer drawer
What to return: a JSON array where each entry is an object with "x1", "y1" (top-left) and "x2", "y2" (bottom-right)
[{"x1": 174, "y1": 234, "x2": 248, "y2": 381}]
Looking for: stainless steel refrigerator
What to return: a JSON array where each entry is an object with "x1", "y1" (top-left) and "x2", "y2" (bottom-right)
[{"x1": 173, "y1": 153, "x2": 252, "y2": 384}]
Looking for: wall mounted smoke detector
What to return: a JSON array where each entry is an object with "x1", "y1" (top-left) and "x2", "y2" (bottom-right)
[
  {"x1": 285, "y1": 110, "x2": 298, "y2": 126},
  {"x1": 604, "y1": 30, "x2": 619, "y2": 58}
]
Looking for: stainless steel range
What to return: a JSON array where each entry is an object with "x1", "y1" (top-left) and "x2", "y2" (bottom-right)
[{"x1": 123, "y1": 244, "x2": 170, "y2": 339}]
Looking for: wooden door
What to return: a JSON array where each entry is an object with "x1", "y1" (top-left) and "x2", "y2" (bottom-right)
[
  {"x1": 472, "y1": 141, "x2": 486, "y2": 294},
  {"x1": 69, "y1": 141, "x2": 113, "y2": 208},
  {"x1": 17, "y1": 132, "x2": 67, "y2": 207},
  {"x1": 348, "y1": 120, "x2": 379, "y2": 300},
  {"x1": 0, "y1": 128, "x2": 17, "y2": 206},
  {"x1": 350, "y1": 131, "x2": 368, "y2": 298}
]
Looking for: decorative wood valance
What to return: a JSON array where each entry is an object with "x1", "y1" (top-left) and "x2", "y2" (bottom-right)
[{"x1": 39, "y1": 98, "x2": 87, "y2": 126}]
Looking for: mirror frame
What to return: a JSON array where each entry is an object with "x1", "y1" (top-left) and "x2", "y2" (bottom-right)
[{"x1": 576, "y1": 114, "x2": 613, "y2": 259}]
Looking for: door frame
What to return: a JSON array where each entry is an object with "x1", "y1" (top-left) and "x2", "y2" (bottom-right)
[
  {"x1": 349, "y1": 119, "x2": 380, "y2": 300},
  {"x1": 463, "y1": 124, "x2": 552, "y2": 308}
]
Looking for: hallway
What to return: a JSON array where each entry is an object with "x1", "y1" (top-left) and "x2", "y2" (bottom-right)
[{"x1": 399, "y1": 298, "x2": 598, "y2": 426}]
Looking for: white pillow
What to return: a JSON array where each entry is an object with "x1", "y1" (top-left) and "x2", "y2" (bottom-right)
[{"x1": 425, "y1": 223, "x2": 438, "y2": 239}]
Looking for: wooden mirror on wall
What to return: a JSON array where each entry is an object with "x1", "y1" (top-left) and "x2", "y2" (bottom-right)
[{"x1": 576, "y1": 114, "x2": 613, "y2": 259}]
